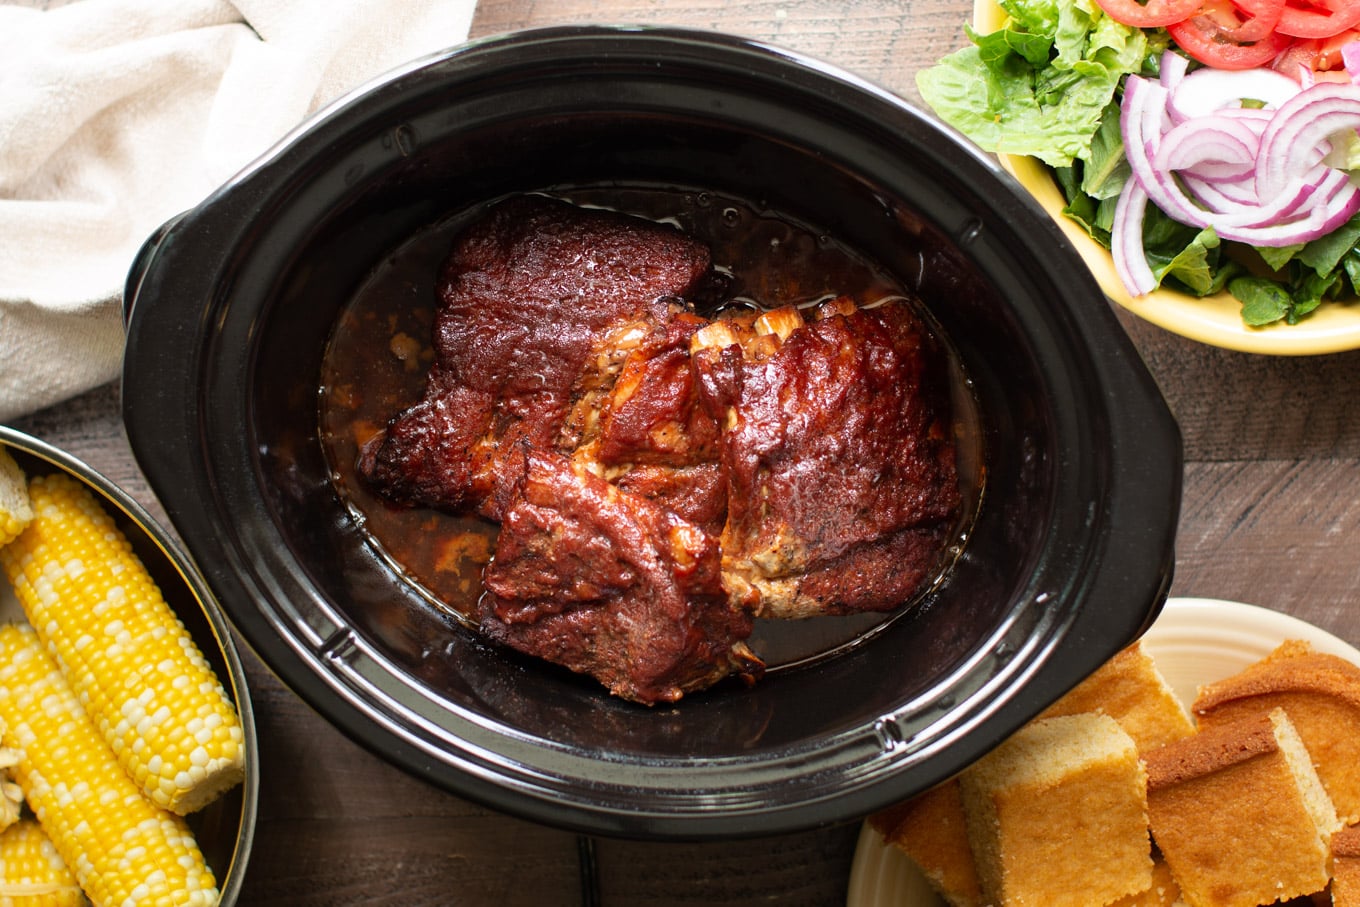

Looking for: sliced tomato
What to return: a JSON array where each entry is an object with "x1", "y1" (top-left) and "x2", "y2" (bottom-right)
[
  {"x1": 1168, "y1": 14, "x2": 1296, "y2": 67},
  {"x1": 1315, "y1": 26, "x2": 1360, "y2": 67},
  {"x1": 1188, "y1": 0, "x2": 1286, "y2": 41},
  {"x1": 1270, "y1": 26, "x2": 1360, "y2": 76},
  {"x1": 1094, "y1": 0, "x2": 1204, "y2": 27},
  {"x1": 1272, "y1": 35, "x2": 1326, "y2": 76},
  {"x1": 1275, "y1": 0, "x2": 1360, "y2": 38}
]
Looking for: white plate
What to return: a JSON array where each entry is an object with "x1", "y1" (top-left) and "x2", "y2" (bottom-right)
[{"x1": 846, "y1": 597, "x2": 1360, "y2": 907}]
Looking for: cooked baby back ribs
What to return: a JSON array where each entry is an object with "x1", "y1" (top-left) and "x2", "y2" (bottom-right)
[
  {"x1": 359, "y1": 195, "x2": 713, "y2": 520},
  {"x1": 693, "y1": 297, "x2": 960, "y2": 618},
  {"x1": 481, "y1": 450, "x2": 761, "y2": 705},
  {"x1": 575, "y1": 309, "x2": 727, "y2": 532},
  {"x1": 359, "y1": 196, "x2": 960, "y2": 703}
]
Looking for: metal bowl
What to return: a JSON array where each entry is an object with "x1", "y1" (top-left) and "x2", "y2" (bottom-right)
[
  {"x1": 0, "y1": 426, "x2": 258, "y2": 903},
  {"x1": 119, "y1": 25, "x2": 1180, "y2": 839}
]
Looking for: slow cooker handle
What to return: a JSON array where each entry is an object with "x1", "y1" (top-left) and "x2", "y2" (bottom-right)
[{"x1": 123, "y1": 211, "x2": 189, "y2": 328}]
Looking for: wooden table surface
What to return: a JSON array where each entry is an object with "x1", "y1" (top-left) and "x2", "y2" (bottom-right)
[{"x1": 11, "y1": 1, "x2": 1360, "y2": 904}]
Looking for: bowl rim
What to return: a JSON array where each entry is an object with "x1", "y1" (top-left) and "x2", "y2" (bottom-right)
[
  {"x1": 971, "y1": 0, "x2": 1360, "y2": 356},
  {"x1": 0, "y1": 425, "x2": 259, "y2": 906}
]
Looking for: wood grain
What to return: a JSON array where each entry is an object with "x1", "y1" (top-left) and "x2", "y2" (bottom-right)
[
  {"x1": 470, "y1": 0, "x2": 969, "y2": 106},
  {"x1": 1117, "y1": 311, "x2": 1360, "y2": 463}
]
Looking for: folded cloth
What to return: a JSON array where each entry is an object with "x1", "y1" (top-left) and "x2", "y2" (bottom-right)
[{"x1": 0, "y1": 0, "x2": 477, "y2": 421}]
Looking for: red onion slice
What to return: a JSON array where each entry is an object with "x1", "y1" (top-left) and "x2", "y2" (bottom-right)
[
  {"x1": 1181, "y1": 172, "x2": 1260, "y2": 208},
  {"x1": 1154, "y1": 116, "x2": 1260, "y2": 174},
  {"x1": 1112, "y1": 72, "x2": 1360, "y2": 296},
  {"x1": 1256, "y1": 82, "x2": 1360, "y2": 198},
  {"x1": 1112, "y1": 179, "x2": 1158, "y2": 296},
  {"x1": 1160, "y1": 49, "x2": 1189, "y2": 91},
  {"x1": 1167, "y1": 65, "x2": 1303, "y2": 121},
  {"x1": 1345, "y1": 41, "x2": 1360, "y2": 83}
]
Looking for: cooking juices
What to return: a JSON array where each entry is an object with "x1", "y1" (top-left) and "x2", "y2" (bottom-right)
[{"x1": 319, "y1": 186, "x2": 982, "y2": 678}]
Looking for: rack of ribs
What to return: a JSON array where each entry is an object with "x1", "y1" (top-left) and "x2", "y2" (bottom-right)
[{"x1": 359, "y1": 195, "x2": 960, "y2": 704}]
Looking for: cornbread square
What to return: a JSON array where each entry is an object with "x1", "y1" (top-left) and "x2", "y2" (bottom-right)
[
  {"x1": 960, "y1": 713, "x2": 1152, "y2": 907},
  {"x1": 872, "y1": 785, "x2": 1178, "y2": 907},
  {"x1": 1331, "y1": 823, "x2": 1360, "y2": 906},
  {"x1": 1110, "y1": 857, "x2": 1180, "y2": 907},
  {"x1": 1038, "y1": 641, "x2": 1195, "y2": 753},
  {"x1": 1145, "y1": 708, "x2": 1338, "y2": 907},
  {"x1": 1194, "y1": 640, "x2": 1360, "y2": 824},
  {"x1": 870, "y1": 778, "x2": 984, "y2": 907}
]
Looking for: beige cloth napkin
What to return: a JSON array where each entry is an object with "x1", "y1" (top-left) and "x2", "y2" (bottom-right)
[{"x1": 0, "y1": 0, "x2": 477, "y2": 421}]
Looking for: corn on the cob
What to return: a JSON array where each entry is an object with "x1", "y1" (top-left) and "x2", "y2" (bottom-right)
[
  {"x1": 0, "y1": 819, "x2": 86, "y2": 906},
  {"x1": 0, "y1": 728, "x2": 21, "y2": 833},
  {"x1": 0, "y1": 473, "x2": 243, "y2": 816},
  {"x1": 0, "y1": 623, "x2": 218, "y2": 907},
  {"x1": 0, "y1": 452, "x2": 32, "y2": 551}
]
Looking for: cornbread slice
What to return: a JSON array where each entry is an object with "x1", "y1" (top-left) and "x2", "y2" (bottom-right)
[
  {"x1": 1039, "y1": 640, "x2": 1195, "y2": 753},
  {"x1": 1193, "y1": 640, "x2": 1360, "y2": 824},
  {"x1": 871, "y1": 784, "x2": 1178, "y2": 907},
  {"x1": 1145, "y1": 708, "x2": 1338, "y2": 907},
  {"x1": 870, "y1": 778, "x2": 984, "y2": 907},
  {"x1": 960, "y1": 713, "x2": 1152, "y2": 907},
  {"x1": 1110, "y1": 856, "x2": 1180, "y2": 907},
  {"x1": 1332, "y1": 823, "x2": 1360, "y2": 906}
]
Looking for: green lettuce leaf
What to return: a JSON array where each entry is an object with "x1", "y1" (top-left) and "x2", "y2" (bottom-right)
[
  {"x1": 1142, "y1": 214, "x2": 1222, "y2": 296},
  {"x1": 1256, "y1": 243, "x2": 1306, "y2": 272},
  {"x1": 1231, "y1": 277, "x2": 1295, "y2": 326},
  {"x1": 917, "y1": 0, "x2": 1148, "y2": 168},
  {"x1": 1080, "y1": 99, "x2": 1130, "y2": 200},
  {"x1": 1298, "y1": 213, "x2": 1360, "y2": 277}
]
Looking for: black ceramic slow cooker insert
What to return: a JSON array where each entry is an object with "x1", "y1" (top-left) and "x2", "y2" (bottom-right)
[{"x1": 120, "y1": 26, "x2": 1181, "y2": 839}]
